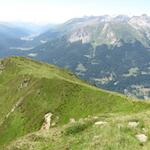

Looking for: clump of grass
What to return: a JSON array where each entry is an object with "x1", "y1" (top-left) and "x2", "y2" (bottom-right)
[
  {"x1": 64, "y1": 122, "x2": 88, "y2": 135},
  {"x1": 64, "y1": 119, "x2": 94, "y2": 135}
]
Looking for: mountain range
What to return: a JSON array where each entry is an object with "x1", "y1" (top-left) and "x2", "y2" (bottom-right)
[{"x1": 0, "y1": 15, "x2": 150, "y2": 99}]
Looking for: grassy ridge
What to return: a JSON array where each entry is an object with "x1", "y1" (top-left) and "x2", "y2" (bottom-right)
[{"x1": 0, "y1": 56, "x2": 150, "y2": 147}]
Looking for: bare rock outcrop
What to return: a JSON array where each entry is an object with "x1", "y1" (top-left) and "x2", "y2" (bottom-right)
[
  {"x1": 20, "y1": 79, "x2": 30, "y2": 89},
  {"x1": 0, "y1": 61, "x2": 5, "y2": 73},
  {"x1": 41, "y1": 113, "x2": 53, "y2": 130}
]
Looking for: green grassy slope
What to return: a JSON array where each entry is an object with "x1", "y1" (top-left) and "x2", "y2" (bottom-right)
[
  {"x1": 5, "y1": 111, "x2": 150, "y2": 150},
  {"x1": 0, "y1": 56, "x2": 150, "y2": 148}
]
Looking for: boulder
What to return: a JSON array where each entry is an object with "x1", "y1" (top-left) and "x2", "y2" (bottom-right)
[
  {"x1": 94, "y1": 121, "x2": 107, "y2": 125},
  {"x1": 41, "y1": 113, "x2": 53, "y2": 130},
  {"x1": 136, "y1": 134, "x2": 148, "y2": 143},
  {"x1": 128, "y1": 121, "x2": 139, "y2": 128},
  {"x1": 70, "y1": 118, "x2": 76, "y2": 123}
]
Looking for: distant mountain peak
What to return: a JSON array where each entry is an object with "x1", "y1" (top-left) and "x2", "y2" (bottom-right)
[{"x1": 56, "y1": 14, "x2": 149, "y2": 47}]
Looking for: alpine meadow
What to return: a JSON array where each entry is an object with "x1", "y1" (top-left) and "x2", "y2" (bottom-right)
[{"x1": 0, "y1": 0, "x2": 150, "y2": 150}]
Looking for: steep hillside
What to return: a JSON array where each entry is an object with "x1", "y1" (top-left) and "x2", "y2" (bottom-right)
[
  {"x1": 25, "y1": 15, "x2": 150, "y2": 99},
  {"x1": 0, "y1": 16, "x2": 150, "y2": 99},
  {"x1": 0, "y1": 56, "x2": 150, "y2": 148},
  {"x1": 30, "y1": 39, "x2": 150, "y2": 99}
]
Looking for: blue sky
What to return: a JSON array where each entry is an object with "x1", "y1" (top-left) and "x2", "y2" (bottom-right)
[{"x1": 0, "y1": 0, "x2": 149, "y2": 23}]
